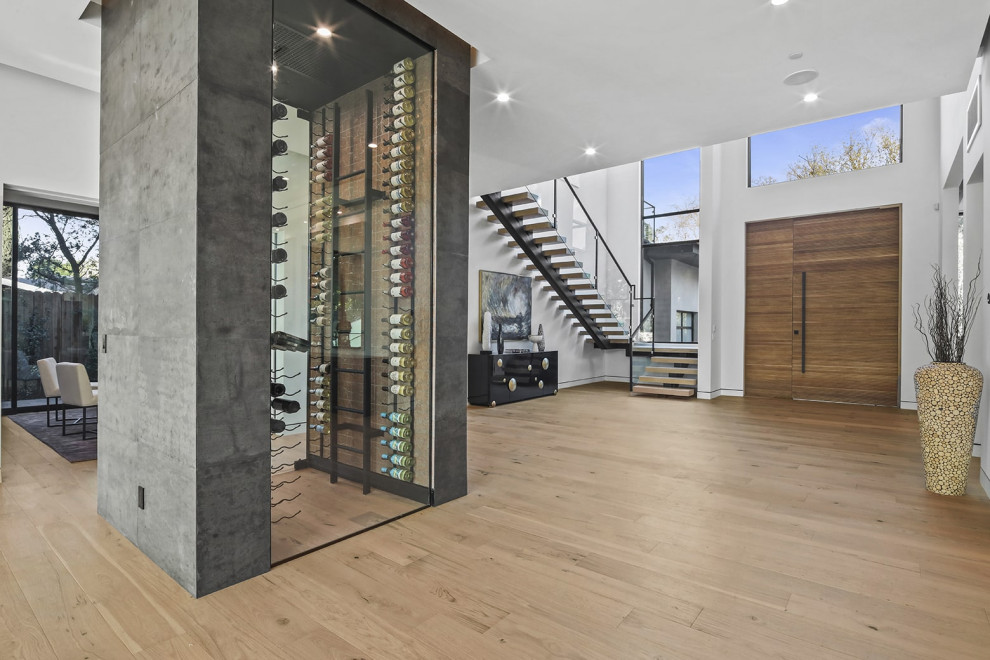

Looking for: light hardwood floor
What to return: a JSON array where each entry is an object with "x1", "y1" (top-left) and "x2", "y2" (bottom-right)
[{"x1": 3, "y1": 381, "x2": 990, "y2": 658}]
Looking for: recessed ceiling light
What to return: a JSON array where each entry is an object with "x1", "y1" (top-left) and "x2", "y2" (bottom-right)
[
  {"x1": 367, "y1": 142, "x2": 378, "y2": 149},
  {"x1": 316, "y1": 27, "x2": 332, "y2": 37},
  {"x1": 803, "y1": 92, "x2": 819, "y2": 103},
  {"x1": 496, "y1": 92, "x2": 511, "y2": 103},
  {"x1": 271, "y1": 63, "x2": 278, "y2": 74},
  {"x1": 771, "y1": 0, "x2": 789, "y2": 5},
  {"x1": 584, "y1": 147, "x2": 597, "y2": 156}
]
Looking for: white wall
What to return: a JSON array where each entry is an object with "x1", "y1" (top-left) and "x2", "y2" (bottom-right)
[
  {"x1": 700, "y1": 99, "x2": 943, "y2": 405},
  {"x1": 668, "y1": 260, "x2": 699, "y2": 340},
  {"x1": 940, "y1": 58, "x2": 990, "y2": 493},
  {"x1": 0, "y1": 64, "x2": 99, "y2": 201}
]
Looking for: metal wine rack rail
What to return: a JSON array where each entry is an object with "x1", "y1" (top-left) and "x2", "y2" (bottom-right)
[
  {"x1": 270, "y1": 100, "x2": 301, "y2": 525},
  {"x1": 302, "y1": 58, "x2": 422, "y2": 499}
]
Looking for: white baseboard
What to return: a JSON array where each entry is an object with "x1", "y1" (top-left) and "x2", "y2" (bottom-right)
[
  {"x1": 900, "y1": 400, "x2": 918, "y2": 411},
  {"x1": 982, "y1": 468, "x2": 990, "y2": 498},
  {"x1": 697, "y1": 388, "x2": 743, "y2": 400},
  {"x1": 603, "y1": 376, "x2": 627, "y2": 383},
  {"x1": 558, "y1": 375, "x2": 606, "y2": 389}
]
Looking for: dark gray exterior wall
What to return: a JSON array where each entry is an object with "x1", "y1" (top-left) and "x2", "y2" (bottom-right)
[{"x1": 99, "y1": 0, "x2": 271, "y2": 596}]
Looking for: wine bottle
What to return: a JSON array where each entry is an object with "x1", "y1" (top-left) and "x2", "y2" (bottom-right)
[
  {"x1": 388, "y1": 286, "x2": 412, "y2": 298},
  {"x1": 388, "y1": 313, "x2": 413, "y2": 326},
  {"x1": 390, "y1": 115, "x2": 415, "y2": 131},
  {"x1": 384, "y1": 384, "x2": 414, "y2": 396},
  {"x1": 312, "y1": 316, "x2": 331, "y2": 326},
  {"x1": 311, "y1": 411, "x2": 329, "y2": 422},
  {"x1": 271, "y1": 382, "x2": 286, "y2": 397},
  {"x1": 380, "y1": 411, "x2": 412, "y2": 425},
  {"x1": 386, "y1": 172, "x2": 415, "y2": 188},
  {"x1": 316, "y1": 280, "x2": 332, "y2": 291},
  {"x1": 271, "y1": 284, "x2": 287, "y2": 299},
  {"x1": 388, "y1": 271, "x2": 413, "y2": 285},
  {"x1": 383, "y1": 453, "x2": 415, "y2": 468},
  {"x1": 309, "y1": 376, "x2": 329, "y2": 385},
  {"x1": 388, "y1": 342, "x2": 413, "y2": 354},
  {"x1": 386, "y1": 144, "x2": 415, "y2": 160},
  {"x1": 271, "y1": 418, "x2": 286, "y2": 433},
  {"x1": 308, "y1": 388, "x2": 330, "y2": 398},
  {"x1": 271, "y1": 331, "x2": 310, "y2": 352},
  {"x1": 385, "y1": 217, "x2": 414, "y2": 229},
  {"x1": 272, "y1": 176, "x2": 288, "y2": 191},
  {"x1": 386, "y1": 370, "x2": 414, "y2": 383},
  {"x1": 271, "y1": 398, "x2": 300, "y2": 414},
  {"x1": 272, "y1": 139, "x2": 288, "y2": 156},
  {"x1": 389, "y1": 126, "x2": 415, "y2": 143},
  {"x1": 314, "y1": 147, "x2": 333, "y2": 160},
  {"x1": 387, "y1": 326, "x2": 413, "y2": 340},
  {"x1": 388, "y1": 257, "x2": 413, "y2": 270},
  {"x1": 388, "y1": 185, "x2": 414, "y2": 201},
  {"x1": 388, "y1": 355, "x2": 415, "y2": 368},
  {"x1": 387, "y1": 230, "x2": 414, "y2": 242},
  {"x1": 389, "y1": 86, "x2": 416, "y2": 103},
  {"x1": 381, "y1": 466, "x2": 414, "y2": 482},
  {"x1": 384, "y1": 244, "x2": 412, "y2": 256},
  {"x1": 312, "y1": 232, "x2": 330, "y2": 244},
  {"x1": 312, "y1": 171, "x2": 332, "y2": 184},
  {"x1": 272, "y1": 211, "x2": 288, "y2": 228},
  {"x1": 314, "y1": 193, "x2": 334, "y2": 206},
  {"x1": 312, "y1": 399, "x2": 330, "y2": 410},
  {"x1": 272, "y1": 103, "x2": 288, "y2": 121},
  {"x1": 388, "y1": 202, "x2": 414, "y2": 216},
  {"x1": 387, "y1": 72, "x2": 415, "y2": 89},
  {"x1": 381, "y1": 438, "x2": 413, "y2": 453},
  {"x1": 311, "y1": 363, "x2": 330, "y2": 374},
  {"x1": 392, "y1": 57, "x2": 414, "y2": 74},
  {"x1": 313, "y1": 159, "x2": 333, "y2": 172},
  {"x1": 312, "y1": 291, "x2": 331, "y2": 303},
  {"x1": 314, "y1": 266, "x2": 332, "y2": 279},
  {"x1": 385, "y1": 100, "x2": 415, "y2": 118},
  {"x1": 380, "y1": 424, "x2": 411, "y2": 437},
  {"x1": 310, "y1": 424, "x2": 327, "y2": 434},
  {"x1": 271, "y1": 248, "x2": 288, "y2": 263},
  {"x1": 385, "y1": 157, "x2": 414, "y2": 173},
  {"x1": 313, "y1": 133, "x2": 333, "y2": 148},
  {"x1": 311, "y1": 303, "x2": 328, "y2": 316}
]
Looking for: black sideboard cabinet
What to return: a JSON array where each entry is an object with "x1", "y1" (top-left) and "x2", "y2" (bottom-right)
[{"x1": 468, "y1": 351, "x2": 558, "y2": 407}]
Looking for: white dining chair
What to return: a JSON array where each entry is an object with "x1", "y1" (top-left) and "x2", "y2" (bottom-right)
[
  {"x1": 56, "y1": 362, "x2": 98, "y2": 440},
  {"x1": 37, "y1": 357, "x2": 62, "y2": 427}
]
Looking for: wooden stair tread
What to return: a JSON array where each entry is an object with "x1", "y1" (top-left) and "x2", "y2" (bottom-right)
[
  {"x1": 638, "y1": 375, "x2": 698, "y2": 386},
  {"x1": 508, "y1": 235, "x2": 562, "y2": 247},
  {"x1": 650, "y1": 348, "x2": 697, "y2": 355},
  {"x1": 632, "y1": 385, "x2": 694, "y2": 397},
  {"x1": 517, "y1": 247, "x2": 568, "y2": 258},
  {"x1": 644, "y1": 366, "x2": 697, "y2": 375},
  {"x1": 649, "y1": 356, "x2": 698, "y2": 364},
  {"x1": 476, "y1": 191, "x2": 534, "y2": 208},
  {"x1": 496, "y1": 220, "x2": 553, "y2": 235}
]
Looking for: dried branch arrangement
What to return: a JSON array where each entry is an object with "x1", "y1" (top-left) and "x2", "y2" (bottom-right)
[{"x1": 913, "y1": 257, "x2": 982, "y2": 363}]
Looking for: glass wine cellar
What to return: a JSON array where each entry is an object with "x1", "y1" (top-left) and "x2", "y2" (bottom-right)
[{"x1": 268, "y1": 0, "x2": 435, "y2": 562}]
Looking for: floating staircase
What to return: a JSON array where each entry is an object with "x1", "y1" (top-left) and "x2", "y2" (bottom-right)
[
  {"x1": 631, "y1": 347, "x2": 698, "y2": 397},
  {"x1": 477, "y1": 190, "x2": 630, "y2": 349}
]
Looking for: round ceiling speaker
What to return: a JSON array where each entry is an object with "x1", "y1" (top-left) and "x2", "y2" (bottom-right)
[{"x1": 783, "y1": 69, "x2": 819, "y2": 86}]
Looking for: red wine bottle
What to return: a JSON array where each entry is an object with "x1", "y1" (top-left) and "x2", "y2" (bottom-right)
[
  {"x1": 271, "y1": 248, "x2": 288, "y2": 263},
  {"x1": 272, "y1": 139, "x2": 288, "y2": 156},
  {"x1": 313, "y1": 133, "x2": 333, "y2": 148},
  {"x1": 271, "y1": 398, "x2": 300, "y2": 413},
  {"x1": 384, "y1": 244, "x2": 412, "y2": 256},
  {"x1": 272, "y1": 211, "x2": 288, "y2": 228},
  {"x1": 388, "y1": 257, "x2": 413, "y2": 270},
  {"x1": 272, "y1": 176, "x2": 288, "y2": 191},
  {"x1": 386, "y1": 230, "x2": 414, "y2": 242},
  {"x1": 271, "y1": 382, "x2": 286, "y2": 397},
  {"x1": 271, "y1": 418, "x2": 286, "y2": 433},
  {"x1": 388, "y1": 271, "x2": 413, "y2": 284},
  {"x1": 272, "y1": 103, "x2": 288, "y2": 121},
  {"x1": 271, "y1": 284, "x2": 287, "y2": 299}
]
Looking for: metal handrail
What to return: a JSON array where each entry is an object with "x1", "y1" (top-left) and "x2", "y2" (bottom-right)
[{"x1": 562, "y1": 177, "x2": 633, "y2": 289}]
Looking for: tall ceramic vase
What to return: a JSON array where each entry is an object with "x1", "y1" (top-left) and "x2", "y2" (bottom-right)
[{"x1": 914, "y1": 362, "x2": 983, "y2": 496}]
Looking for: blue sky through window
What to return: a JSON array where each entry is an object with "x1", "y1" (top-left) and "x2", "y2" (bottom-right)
[
  {"x1": 750, "y1": 106, "x2": 901, "y2": 185},
  {"x1": 643, "y1": 148, "x2": 700, "y2": 216}
]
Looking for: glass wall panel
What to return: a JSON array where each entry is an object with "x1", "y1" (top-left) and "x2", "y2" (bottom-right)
[
  {"x1": 269, "y1": 0, "x2": 434, "y2": 563},
  {"x1": 1, "y1": 204, "x2": 99, "y2": 412}
]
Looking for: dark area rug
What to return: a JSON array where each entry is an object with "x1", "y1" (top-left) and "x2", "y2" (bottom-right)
[{"x1": 6, "y1": 411, "x2": 97, "y2": 462}]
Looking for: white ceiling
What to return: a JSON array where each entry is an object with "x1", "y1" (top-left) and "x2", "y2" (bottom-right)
[
  {"x1": 407, "y1": 0, "x2": 990, "y2": 195},
  {"x1": 2, "y1": 0, "x2": 988, "y2": 196},
  {"x1": 0, "y1": 0, "x2": 99, "y2": 92}
]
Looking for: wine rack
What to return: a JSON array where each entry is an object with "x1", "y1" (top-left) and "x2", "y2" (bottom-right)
[
  {"x1": 301, "y1": 54, "x2": 431, "y2": 501},
  {"x1": 270, "y1": 100, "x2": 302, "y2": 524}
]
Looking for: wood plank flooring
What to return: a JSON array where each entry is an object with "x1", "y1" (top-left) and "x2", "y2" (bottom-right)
[{"x1": 3, "y1": 381, "x2": 990, "y2": 658}]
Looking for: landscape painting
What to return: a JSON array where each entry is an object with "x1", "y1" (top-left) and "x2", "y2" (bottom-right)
[{"x1": 479, "y1": 270, "x2": 532, "y2": 342}]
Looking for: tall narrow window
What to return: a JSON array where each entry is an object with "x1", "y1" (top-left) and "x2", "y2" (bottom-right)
[
  {"x1": 749, "y1": 106, "x2": 902, "y2": 187},
  {"x1": 642, "y1": 148, "x2": 700, "y2": 244}
]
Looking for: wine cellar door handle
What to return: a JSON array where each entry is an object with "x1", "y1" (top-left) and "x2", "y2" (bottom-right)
[{"x1": 801, "y1": 271, "x2": 807, "y2": 374}]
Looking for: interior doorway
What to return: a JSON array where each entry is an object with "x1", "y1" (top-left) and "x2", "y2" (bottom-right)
[{"x1": 744, "y1": 206, "x2": 901, "y2": 406}]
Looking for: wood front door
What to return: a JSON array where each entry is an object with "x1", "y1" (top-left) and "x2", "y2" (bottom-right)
[{"x1": 745, "y1": 207, "x2": 900, "y2": 406}]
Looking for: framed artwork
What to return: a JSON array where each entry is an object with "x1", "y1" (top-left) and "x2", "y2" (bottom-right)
[{"x1": 478, "y1": 270, "x2": 532, "y2": 342}]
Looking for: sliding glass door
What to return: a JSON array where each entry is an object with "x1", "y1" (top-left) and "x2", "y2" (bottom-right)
[{"x1": 1, "y1": 203, "x2": 99, "y2": 413}]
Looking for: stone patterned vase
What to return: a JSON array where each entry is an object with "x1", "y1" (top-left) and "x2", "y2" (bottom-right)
[{"x1": 914, "y1": 362, "x2": 983, "y2": 496}]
